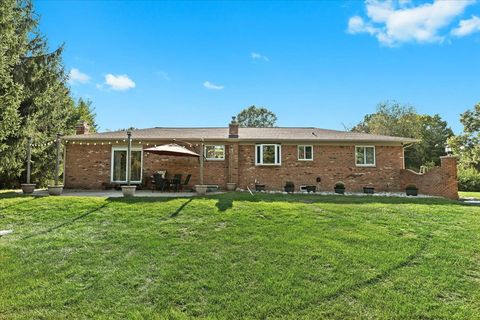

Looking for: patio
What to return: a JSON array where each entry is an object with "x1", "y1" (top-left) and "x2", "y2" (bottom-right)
[{"x1": 15, "y1": 189, "x2": 224, "y2": 198}]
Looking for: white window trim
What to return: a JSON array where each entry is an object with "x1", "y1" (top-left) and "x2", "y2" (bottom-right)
[
  {"x1": 298, "y1": 145, "x2": 314, "y2": 161},
  {"x1": 355, "y1": 145, "x2": 376, "y2": 167},
  {"x1": 204, "y1": 144, "x2": 225, "y2": 161},
  {"x1": 255, "y1": 144, "x2": 282, "y2": 166},
  {"x1": 110, "y1": 146, "x2": 143, "y2": 183}
]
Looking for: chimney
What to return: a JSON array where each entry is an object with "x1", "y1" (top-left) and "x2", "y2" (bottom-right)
[
  {"x1": 229, "y1": 116, "x2": 239, "y2": 138},
  {"x1": 75, "y1": 121, "x2": 90, "y2": 135}
]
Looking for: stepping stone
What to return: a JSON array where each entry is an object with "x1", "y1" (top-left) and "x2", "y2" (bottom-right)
[{"x1": 0, "y1": 230, "x2": 13, "y2": 236}]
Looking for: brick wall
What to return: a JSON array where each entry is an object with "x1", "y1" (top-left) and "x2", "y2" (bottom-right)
[
  {"x1": 65, "y1": 143, "x2": 231, "y2": 189},
  {"x1": 65, "y1": 142, "x2": 456, "y2": 199},
  {"x1": 400, "y1": 156, "x2": 458, "y2": 200},
  {"x1": 64, "y1": 143, "x2": 111, "y2": 189},
  {"x1": 237, "y1": 144, "x2": 404, "y2": 192}
]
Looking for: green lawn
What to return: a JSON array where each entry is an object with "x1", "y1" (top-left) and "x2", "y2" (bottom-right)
[
  {"x1": 459, "y1": 191, "x2": 480, "y2": 199},
  {"x1": 1, "y1": 193, "x2": 479, "y2": 319}
]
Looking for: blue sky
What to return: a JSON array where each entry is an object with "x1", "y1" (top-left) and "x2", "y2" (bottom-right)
[{"x1": 35, "y1": 0, "x2": 480, "y2": 133}]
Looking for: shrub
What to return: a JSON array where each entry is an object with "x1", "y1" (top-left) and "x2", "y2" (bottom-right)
[
  {"x1": 458, "y1": 167, "x2": 480, "y2": 191},
  {"x1": 334, "y1": 182, "x2": 345, "y2": 189},
  {"x1": 285, "y1": 181, "x2": 294, "y2": 188}
]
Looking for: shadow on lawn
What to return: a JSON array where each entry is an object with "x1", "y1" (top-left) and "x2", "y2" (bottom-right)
[
  {"x1": 0, "y1": 196, "x2": 40, "y2": 212},
  {"x1": 322, "y1": 233, "x2": 432, "y2": 302},
  {"x1": 22, "y1": 202, "x2": 109, "y2": 240},
  {"x1": 201, "y1": 192, "x2": 468, "y2": 208}
]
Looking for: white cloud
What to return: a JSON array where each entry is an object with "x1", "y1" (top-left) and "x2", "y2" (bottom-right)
[
  {"x1": 68, "y1": 68, "x2": 90, "y2": 84},
  {"x1": 347, "y1": 0, "x2": 475, "y2": 46},
  {"x1": 451, "y1": 15, "x2": 480, "y2": 36},
  {"x1": 251, "y1": 52, "x2": 270, "y2": 62},
  {"x1": 104, "y1": 74, "x2": 136, "y2": 91},
  {"x1": 203, "y1": 81, "x2": 224, "y2": 90}
]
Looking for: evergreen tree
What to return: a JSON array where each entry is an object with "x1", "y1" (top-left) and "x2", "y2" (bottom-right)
[{"x1": 0, "y1": 0, "x2": 86, "y2": 187}]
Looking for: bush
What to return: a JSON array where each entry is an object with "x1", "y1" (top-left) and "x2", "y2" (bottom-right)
[{"x1": 458, "y1": 167, "x2": 480, "y2": 191}]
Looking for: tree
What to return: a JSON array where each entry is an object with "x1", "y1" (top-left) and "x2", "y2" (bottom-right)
[
  {"x1": 0, "y1": 0, "x2": 88, "y2": 187},
  {"x1": 236, "y1": 106, "x2": 277, "y2": 127},
  {"x1": 448, "y1": 103, "x2": 480, "y2": 170},
  {"x1": 351, "y1": 101, "x2": 453, "y2": 170},
  {"x1": 72, "y1": 98, "x2": 98, "y2": 132}
]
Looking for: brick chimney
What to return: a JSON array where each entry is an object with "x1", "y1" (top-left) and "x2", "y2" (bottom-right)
[
  {"x1": 229, "y1": 116, "x2": 239, "y2": 138},
  {"x1": 75, "y1": 121, "x2": 90, "y2": 135}
]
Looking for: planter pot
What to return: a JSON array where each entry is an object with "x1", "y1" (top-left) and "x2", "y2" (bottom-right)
[
  {"x1": 363, "y1": 187, "x2": 375, "y2": 194},
  {"x1": 406, "y1": 188, "x2": 418, "y2": 196},
  {"x1": 255, "y1": 184, "x2": 266, "y2": 192},
  {"x1": 226, "y1": 182, "x2": 237, "y2": 192},
  {"x1": 195, "y1": 185, "x2": 209, "y2": 195},
  {"x1": 121, "y1": 185, "x2": 137, "y2": 197},
  {"x1": 21, "y1": 183, "x2": 36, "y2": 194},
  {"x1": 48, "y1": 185, "x2": 64, "y2": 196},
  {"x1": 284, "y1": 186, "x2": 295, "y2": 193},
  {"x1": 306, "y1": 185, "x2": 316, "y2": 193},
  {"x1": 334, "y1": 187, "x2": 345, "y2": 194}
]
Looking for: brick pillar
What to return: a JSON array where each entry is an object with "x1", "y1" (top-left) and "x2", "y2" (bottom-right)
[
  {"x1": 440, "y1": 156, "x2": 459, "y2": 200},
  {"x1": 229, "y1": 117, "x2": 239, "y2": 138}
]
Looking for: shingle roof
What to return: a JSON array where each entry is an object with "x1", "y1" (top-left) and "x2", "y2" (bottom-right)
[{"x1": 63, "y1": 127, "x2": 419, "y2": 144}]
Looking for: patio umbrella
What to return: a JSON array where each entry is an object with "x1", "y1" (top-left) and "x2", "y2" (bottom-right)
[{"x1": 144, "y1": 143, "x2": 200, "y2": 157}]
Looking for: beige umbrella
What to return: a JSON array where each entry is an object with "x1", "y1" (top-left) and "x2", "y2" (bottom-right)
[
  {"x1": 144, "y1": 143, "x2": 204, "y2": 185},
  {"x1": 144, "y1": 143, "x2": 200, "y2": 157}
]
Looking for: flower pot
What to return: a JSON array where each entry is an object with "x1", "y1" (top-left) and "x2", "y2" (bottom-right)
[
  {"x1": 21, "y1": 183, "x2": 36, "y2": 194},
  {"x1": 406, "y1": 188, "x2": 418, "y2": 196},
  {"x1": 334, "y1": 187, "x2": 345, "y2": 194},
  {"x1": 363, "y1": 187, "x2": 375, "y2": 194},
  {"x1": 255, "y1": 184, "x2": 266, "y2": 192},
  {"x1": 226, "y1": 182, "x2": 237, "y2": 192},
  {"x1": 121, "y1": 185, "x2": 137, "y2": 197},
  {"x1": 48, "y1": 185, "x2": 64, "y2": 196},
  {"x1": 195, "y1": 185, "x2": 208, "y2": 195}
]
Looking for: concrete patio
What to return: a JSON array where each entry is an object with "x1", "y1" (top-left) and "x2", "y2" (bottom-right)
[{"x1": 16, "y1": 189, "x2": 225, "y2": 198}]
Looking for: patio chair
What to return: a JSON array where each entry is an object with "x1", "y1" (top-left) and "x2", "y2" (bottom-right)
[
  {"x1": 151, "y1": 173, "x2": 167, "y2": 192},
  {"x1": 170, "y1": 174, "x2": 182, "y2": 192},
  {"x1": 179, "y1": 174, "x2": 191, "y2": 191}
]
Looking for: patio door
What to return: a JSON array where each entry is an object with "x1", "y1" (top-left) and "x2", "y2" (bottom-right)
[{"x1": 111, "y1": 147, "x2": 143, "y2": 183}]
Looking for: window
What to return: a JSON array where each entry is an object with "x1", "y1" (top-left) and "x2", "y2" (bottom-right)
[
  {"x1": 298, "y1": 145, "x2": 313, "y2": 161},
  {"x1": 111, "y1": 147, "x2": 143, "y2": 183},
  {"x1": 255, "y1": 144, "x2": 281, "y2": 165},
  {"x1": 355, "y1": 146, "x2": 375, "y2": 166},
  {"x1": 205, "y1": 145, "x2": 225, "y2": 160}
]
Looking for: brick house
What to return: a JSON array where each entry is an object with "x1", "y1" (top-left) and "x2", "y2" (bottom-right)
[{"x1": 62, "y1": 120, "x2": 458, "y2": 199}]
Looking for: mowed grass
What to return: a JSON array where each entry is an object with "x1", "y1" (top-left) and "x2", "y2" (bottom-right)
[
  {"x1": 1, "y1": 193, "x2": 479, "y2": 319},
  {"x1": 459, "y1": 191, "x2": 480, "y2": 199}
]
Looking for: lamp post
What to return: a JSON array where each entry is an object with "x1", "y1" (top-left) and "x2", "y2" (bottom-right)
[
  {"x1": 127, "y1": 130, "x2": 132, "y2": 186},
  {"x1": 21, "y1": 137, "x2": 36, "y2": 194},
  {"x1": 445, "y1": 145, "x2": 452, "y2": 156},
  {"x1": 121, "y1": 130, "x2": 136, "y2": 197},
  {"x1": 55, "y1": 133, "x2": 62, "y2": 186},
  {"x1": 48, "y1": 133, "x2": 64, "y2": 195}
]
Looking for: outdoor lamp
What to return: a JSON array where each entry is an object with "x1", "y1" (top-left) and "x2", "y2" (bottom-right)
[{"x1": 445, "y1": 145, "x2": 452, "y2": 155}]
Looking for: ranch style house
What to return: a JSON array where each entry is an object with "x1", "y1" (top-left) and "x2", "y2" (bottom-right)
[{"x1": 62, "y1": 119, "x2": 459, "y2": 199}]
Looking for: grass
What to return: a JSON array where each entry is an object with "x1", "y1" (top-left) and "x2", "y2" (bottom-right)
[
  {"x1": 459, "y1": 191, "x2": 480, "y2": 199},
  {"x1": 1, "y1": 193, "x2": 479, "y2": 319}
]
